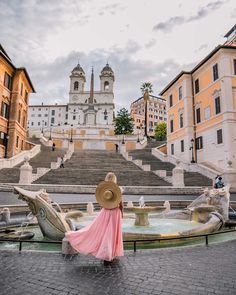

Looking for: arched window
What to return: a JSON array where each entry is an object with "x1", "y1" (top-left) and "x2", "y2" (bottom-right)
[
  {"x1": 104, "y1": 81, "x2": 109, "y2": 91},
  {"x1": 104, "y1": 109, "x2": 108, "y2": 120},
  {"x1": 74, "y1": 81, "x2": 79, "y2": 91}
]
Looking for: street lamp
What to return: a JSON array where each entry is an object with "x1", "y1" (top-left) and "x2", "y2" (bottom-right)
[
  {"x1": 190, "y1": 138, "x2": 195, "y2": 163},
  {"x1": 49, "y1": 125, "x2": 52, "y2": 140},
  {"x1": 122, "y1": 127, "x2": 125, "y2": 144},
  {"x1": 4, "y1": 135, "x2": 9, "y2": 158},
  {"x1": 41, "y1": 120, "x2": 44, "y2": 135},
  {"x1": 70, "y1": 124, "x2": 73, "y2": 142},
  {"x1": 137, "y1": 130, "x2": 140, "y2": 143}
]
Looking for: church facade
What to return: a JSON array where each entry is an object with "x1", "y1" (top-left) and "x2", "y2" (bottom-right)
[{"x1": 28, "y1": 63, "x2": 115, "y2": 130}]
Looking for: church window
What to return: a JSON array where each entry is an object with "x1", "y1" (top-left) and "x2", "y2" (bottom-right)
[
  {"x1": 73, "y1": 115, "x2": 76, "y2": 120},
  {"x1": 104, "y1": 81, "x2": 109, "y2": 91},
  {"x1": 74, "y1": 81, "x2": 79, "y2": 90},
  {"x1": 104, "y1": 109, "x2": 108, "y2": 120}
]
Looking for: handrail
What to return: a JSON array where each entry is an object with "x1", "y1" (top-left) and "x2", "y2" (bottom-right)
[{"x1": 0, "y1": 228, "x2": 236, "y2": 253}]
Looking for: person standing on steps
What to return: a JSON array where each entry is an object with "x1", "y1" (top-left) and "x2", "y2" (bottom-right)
[
  {"x1": 60, "y1": 156, "x2": 64, "y2": 168},
  {"x1": 65, "y1": 172, "x2": 124, "y2": 264},
  {"x1": 52, "y1": 142, "x2": 56, "y2": 151},
  {"x1": 115, "y1": 143, "x2": 119, "y2": 153}
]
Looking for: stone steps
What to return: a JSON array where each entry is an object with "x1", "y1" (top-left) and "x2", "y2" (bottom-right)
[
  {"x1": 34, "y1": 150, "x2": 170, "y2": 186},
  {"x1": 0, "y1": 141, "x2": 65, "y2": 183},
  {"x1": 0, "y1": 168, "x2": 20, "y2": 183},
  {"x1": 34, "y1": 169, "x2": 169, "y2": 186},
  {"x1": 128, "y1": 144, "x2": 212, "y2": 187}
]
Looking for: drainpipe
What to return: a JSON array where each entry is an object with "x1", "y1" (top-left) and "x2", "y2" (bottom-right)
[{"x1": 191, "y1": 76, "x2": 197, "y2": 163}]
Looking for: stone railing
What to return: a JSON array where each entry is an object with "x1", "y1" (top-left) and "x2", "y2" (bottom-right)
[
  {"x1": 19, "y1": 142, "x2": 74, "y2": 184},
  {"x1": 40, "y1": 135, "x2": 52, "y2": 147},
  {"x1": 32, "y1": 168, "x2": 51, "y2": 182},
  {"x1": 0, "y1": 144, "x2": 41, "y2": 170},
  {"x1": 152, "y1": 146, "x2": 218, "y2": 180},
  {"x1": 136, "y1": 137, "x2": 147, "y2": 149}
]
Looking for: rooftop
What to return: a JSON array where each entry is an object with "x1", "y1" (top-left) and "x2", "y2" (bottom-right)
[
  {"x1": 160, "y1": 45, "x2": 236, "y2": 95},
  {"x1": 131, "y1": 94, "x2": 165, "y2": 105},
  {"x1": 0, "y1": 43, "x2": 36, "y2": 93}
]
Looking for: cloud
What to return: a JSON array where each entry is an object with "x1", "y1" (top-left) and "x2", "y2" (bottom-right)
[
  {"x1": 26, "y1": 41, "x2": 194, "y2": 110},
  {"x1": 0, "y1": 0, "x2": 89, "y2": 62},
  {"x1": 120, "y1": 24, "x2": 130, "y2": 33},
  {"x1": 231, "y1": 9, "x2": 236, "y2": 18},
  {"x1": 98, "y1": 3, "x2": 124, "y2": 16},
  {"x1": 195, "y1": 43, "x2": 208, "y2": 52},
  {"x1": 153, "y1": 1, "x2": 227, "y2": 32},
  {"x1": 145, "y1": 39, "x2": 157, "y2": 48}
]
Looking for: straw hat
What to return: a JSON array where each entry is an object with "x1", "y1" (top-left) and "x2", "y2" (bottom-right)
[{"x1": 95, "y1": 181, "x2": 121, "y2": 209}]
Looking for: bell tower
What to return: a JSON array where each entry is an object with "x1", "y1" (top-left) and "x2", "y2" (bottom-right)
[
  {"x1": 69, "y1": 62, "x2": 86, "y2": 103},
  {"x1": 100, "y1": 63, "x2": 114, "y2": 93}
]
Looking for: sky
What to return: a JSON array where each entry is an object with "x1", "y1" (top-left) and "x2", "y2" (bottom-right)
[{"x1": 0, "y1": 0, "x2": 235, "y2": 110}]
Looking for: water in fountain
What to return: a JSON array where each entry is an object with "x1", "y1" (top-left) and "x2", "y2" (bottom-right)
[
  {"x1": 139, "y1": 196, "x2": 145, "y2": 208},
  {"x1": 14, "y1": 212, "x2": 35, "y2": 239}
]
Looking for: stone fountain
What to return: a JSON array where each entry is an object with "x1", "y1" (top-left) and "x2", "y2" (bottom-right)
[
  {"x1": 14, "y1": 186, "x2": 84, "y2": 240},
  {"x1": 12, "y1": 185, "x2": 231, "y2": 245},
  {"x1": 125, "y1": 196, "x2": 166, "y2": 226}
]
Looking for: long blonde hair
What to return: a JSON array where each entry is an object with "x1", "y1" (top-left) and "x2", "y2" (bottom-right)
[{"x1": 105, "y1": 172, "x2": 117, "y2": 184}]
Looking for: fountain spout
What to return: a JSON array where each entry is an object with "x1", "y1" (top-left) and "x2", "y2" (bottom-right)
[{"x1": 139, "y1": 196, "x2": 145, "y2": 208}]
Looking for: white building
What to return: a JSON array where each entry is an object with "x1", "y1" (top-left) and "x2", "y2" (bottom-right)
[{"x1": 28, "y1": 63, "x2": 115, "y2": 131}]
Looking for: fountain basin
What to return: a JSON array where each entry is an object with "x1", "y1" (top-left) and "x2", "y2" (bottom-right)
[
  {"x1": 125, "y1": 206, "x2": 166, "y2": 226},
  {"x1": 0, "y1": 229, "x2": 35, "y2": 240}
]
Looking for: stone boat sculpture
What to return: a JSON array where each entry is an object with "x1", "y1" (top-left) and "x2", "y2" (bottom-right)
[
  {"x1": 159, "y1": 185, "x2": 230, "y2": 237},
  {"x1": 14, "y1": 187, "x2": 83, "y2": 241}
]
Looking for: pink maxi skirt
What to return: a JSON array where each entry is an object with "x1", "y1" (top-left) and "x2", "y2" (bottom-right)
[{"x1": 65, "y1": 207, "x2": 124, "y2": 261}]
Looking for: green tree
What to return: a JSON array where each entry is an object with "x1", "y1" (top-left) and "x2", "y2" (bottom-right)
[
  {"x1": 140, "y1": 82, "x2": 153, "y2": 137},
  {"x1": 140, "y1": 82, "x2": 153, "y2": 94},
  {"x1": 114, "y1": 108, "x2": 134, "y2": 135},
  {"x1": 154, "y1": 122, "x2": 167, "y2": 141}
]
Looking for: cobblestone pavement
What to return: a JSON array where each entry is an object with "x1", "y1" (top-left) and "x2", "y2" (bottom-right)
[{"x1": 0, "y1": 241, "x2": 236, "y2": 295}]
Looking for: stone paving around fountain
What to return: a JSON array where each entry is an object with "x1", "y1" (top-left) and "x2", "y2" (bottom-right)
[{"x1": 1, "y1": 240, "x2": 236, "y2": 295}]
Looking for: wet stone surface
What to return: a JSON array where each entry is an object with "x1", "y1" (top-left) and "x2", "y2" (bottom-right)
[{"x1": 0, "y1": 240, "x2": 236, "y2": 294}]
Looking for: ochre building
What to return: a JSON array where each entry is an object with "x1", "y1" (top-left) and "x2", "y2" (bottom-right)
[
  {"x1": 0, "y1": 44, "x2": 35, "y2": 158},
  {"x1": 130, "y1": 94, "x2": 167, "y2": 136},
  {"x1": 160, "y1": 26, "x2": 236, "y2": 170}
]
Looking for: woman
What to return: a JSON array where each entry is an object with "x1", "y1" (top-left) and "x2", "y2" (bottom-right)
[{"x1": 65, "y1": 172, "x2": 124, "y2": 263}]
